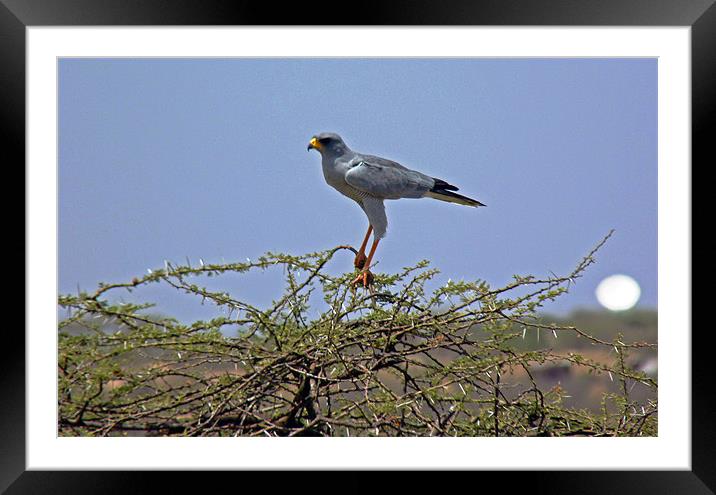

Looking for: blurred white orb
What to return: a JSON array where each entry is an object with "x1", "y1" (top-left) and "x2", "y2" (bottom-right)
[{"x1": 595, "y1": 274, "x2": 641, "y2": 311}]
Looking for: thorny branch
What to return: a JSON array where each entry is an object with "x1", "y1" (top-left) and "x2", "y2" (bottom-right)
[{"x1": 58, "y1": 231, "x2": 657, "y2": 437}]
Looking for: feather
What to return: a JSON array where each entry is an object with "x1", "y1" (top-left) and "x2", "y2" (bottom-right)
[{"x1": 426, "y1": 190, "x2": 485, "y2": 207}]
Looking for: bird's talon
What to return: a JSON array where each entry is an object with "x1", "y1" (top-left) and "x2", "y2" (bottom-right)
[{"x1": 351, "y1": 270, "x2": 374, "y2": 288}]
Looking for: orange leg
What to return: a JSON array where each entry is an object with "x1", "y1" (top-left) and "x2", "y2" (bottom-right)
[
  {"x1": 354, "y1": 225, "x2": 373, "y2": 269},
  {"x1": 352, "y1": 236, "x2": 380, "y2": 288}
]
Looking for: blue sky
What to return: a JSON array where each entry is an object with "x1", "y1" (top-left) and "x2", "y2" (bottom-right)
[{"x1": 59, "y1": 58, "x2": 657, "y2": 320}]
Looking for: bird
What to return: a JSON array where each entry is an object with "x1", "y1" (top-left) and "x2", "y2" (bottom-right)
[{"x1": 307, "y1": 132, "x2": 485, "y2": 287}]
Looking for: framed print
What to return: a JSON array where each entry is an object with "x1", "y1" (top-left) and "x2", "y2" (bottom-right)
[{"x1": 7, "y1": 0, "x2": 711, "y2": 492}]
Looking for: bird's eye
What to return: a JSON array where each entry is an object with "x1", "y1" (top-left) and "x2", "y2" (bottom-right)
[{"x1": 318, "y1": 137, "x2": 332, "y2": 144}]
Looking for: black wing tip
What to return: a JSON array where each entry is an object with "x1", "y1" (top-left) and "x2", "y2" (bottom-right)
[
  {"x1": 431, "y1": 190, "x2": 486, "y2": 207},
  {"x1": 431, "y1": 178, "x2": 485, "y2": 206},
  {"x1": 431, "y1": 178, "x2": 459, "y2": 192}
]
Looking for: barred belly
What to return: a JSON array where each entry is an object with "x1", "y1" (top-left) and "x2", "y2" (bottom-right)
[{"x1": 333, "y1": 180, "x2": 370, "y2": 204}]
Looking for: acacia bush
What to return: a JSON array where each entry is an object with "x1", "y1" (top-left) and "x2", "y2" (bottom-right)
[{"x1": 58, "y1": 232, "x2": 657, "y2": 437}]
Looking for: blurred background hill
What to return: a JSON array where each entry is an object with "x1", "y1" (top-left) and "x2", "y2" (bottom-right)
[{"x1": 60, "y1": 306, "x2": 656, "y2": 415}]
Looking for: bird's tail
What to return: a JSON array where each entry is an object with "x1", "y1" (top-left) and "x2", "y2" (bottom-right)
[{"x1": 427, "y1": 178, "x2": 485, "y2": 207}]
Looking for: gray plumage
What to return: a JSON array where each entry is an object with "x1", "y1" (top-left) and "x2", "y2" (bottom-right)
[{"x1": 308, "y1": 132, "x2": 484, "y2": 239}]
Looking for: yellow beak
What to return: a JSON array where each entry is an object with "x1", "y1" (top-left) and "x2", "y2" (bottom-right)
[{"x1": 307, "y1": 137, "x2": 321, "y2": 151}]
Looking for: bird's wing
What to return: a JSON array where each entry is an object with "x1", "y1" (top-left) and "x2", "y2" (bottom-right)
[{"x1": 344, "y1": 155, "x2": 434, "y2": 200}]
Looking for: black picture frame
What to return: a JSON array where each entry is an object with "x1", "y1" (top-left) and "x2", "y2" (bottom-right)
[{"x1": 5, "y1": 0, "x2": 710, "y2": 492}]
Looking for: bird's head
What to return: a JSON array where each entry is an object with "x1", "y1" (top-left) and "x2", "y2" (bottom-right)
[{"x1": 307, "y1": 132, "x2": 349, "y2": 156}]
